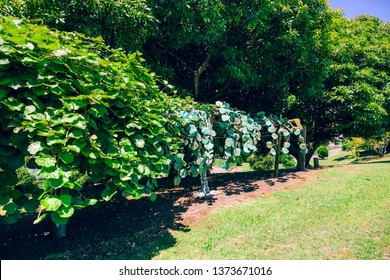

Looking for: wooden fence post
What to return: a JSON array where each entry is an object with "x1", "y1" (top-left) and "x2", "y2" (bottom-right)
[
  {"x1": 297, "y1": 124, "x2": 306, "y2": 171},
  {"x1": 274, "y1": 133, "x2": 282, "y2": 178}
]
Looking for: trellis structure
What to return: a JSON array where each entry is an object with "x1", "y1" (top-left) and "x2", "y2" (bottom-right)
[{"x1": 172, "y1": 102, "x2": 307, "y2": 197}]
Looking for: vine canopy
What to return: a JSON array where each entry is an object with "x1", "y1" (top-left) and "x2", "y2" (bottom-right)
[
  {"x1": 0, "y1": 16, "x2": 306, "y2": 226},
  {"x1": 0, "y1": 16, "x2": 186, "y2": 225}
]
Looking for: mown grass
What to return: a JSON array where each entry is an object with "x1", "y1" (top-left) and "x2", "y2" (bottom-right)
[
  {"x1": 154, "y1": 161, "x2": 390, "y2": 260},
  {"x1": 213, "y1": 158, "x2": 291, "y2": 172},
  {"x1": 312, "y1": 147, "x2": 389, "y2": 167},
  {"x1": 315, "y1": 150, "x2": 356, "y2": 166}
]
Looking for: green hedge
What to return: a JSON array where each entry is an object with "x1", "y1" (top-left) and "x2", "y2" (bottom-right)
[{"x1": 0, "y1": 16, "x2": 185, "y2": 225}]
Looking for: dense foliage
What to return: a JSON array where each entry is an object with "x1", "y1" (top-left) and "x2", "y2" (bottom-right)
[
  {"x1": 0, "y1": 17, "x2": 306, "y2": 226},
  {"x1": 281, "y1": 13, "x2": 390, "y2": 163},
  {"x1": 316, "y1": 146, "x2": 329, "y2": 159},
  {"x1": 2, "y1": 1, "x2": 389, "y2": 166},
  {"x1": 0, "y1": 16, "x2": 186, "y2": 225},
  {"x1": 0, "y1": 0, "x2": 155, "y2": 52},
  {"x1": 248, "y1": 155, "x2": 275, "y2": 172},
  {"x1": 1, "y1": 0, "x2": 388, "y2": 227},
  {"x1": 342, "y1": 133, "x2": 390, "y2": 157}
]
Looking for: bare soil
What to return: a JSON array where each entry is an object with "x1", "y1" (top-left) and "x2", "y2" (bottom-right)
[{"x1": 178, "y1": 167, "x2": 323, "y2": 225}]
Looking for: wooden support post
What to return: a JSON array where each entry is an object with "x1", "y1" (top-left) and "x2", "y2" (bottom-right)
[
  {"x1": 53, "y1": 223, "x2": 67, "y2": 238},
  {"x1": 313, "y1": 157, "x2": 320, "y2": 168},
  {"x1": 200, "y1": 170, "x2": 210, "y2": 197},
  {"x1": 274, "y1": 133, "x2": 282, "y2": 178},
  {"x1": 297, "y1": 125, "x2": 307, "y2": 171}
]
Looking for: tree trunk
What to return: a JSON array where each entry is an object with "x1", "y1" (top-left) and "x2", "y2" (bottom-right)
[
  {"x1": 305, "y1": 149, "x2": 316, "y2": 167},
  {"x1": 194, "y1": 54, "x2": 211, "y2": 100}
]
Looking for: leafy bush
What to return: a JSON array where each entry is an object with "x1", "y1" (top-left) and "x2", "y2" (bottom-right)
[
  {"x1": 317, "y1": 146, "x2": 329, "y2": 159},
  {"x1": 342, "y1": 139, "x2": 352, "y2": 151},
  {"x1": 354, "y1": 133, "x2": 390, "y2": 157},
  {"x1": 280, "y1": 154, "x2": 296, "y2": 168},
  {"x1": 248, "y1": 155, "x2": 275, "y2": 171},
  {"x1": 0, "y1": 16, "x2": 185, "y2": 225}
]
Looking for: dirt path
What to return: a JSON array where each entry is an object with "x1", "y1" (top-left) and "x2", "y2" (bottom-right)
[
  {"x1": 173, "y1": 168, "x2": 324, "y2": 226},
  {"x1": 0, "y1": 166, "x2": 325, "y2": 259}
]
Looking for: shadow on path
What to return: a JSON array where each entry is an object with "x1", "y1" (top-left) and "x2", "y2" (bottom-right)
[{"x1": 0, "y1": 168, "x2": 313, "y2": 260}]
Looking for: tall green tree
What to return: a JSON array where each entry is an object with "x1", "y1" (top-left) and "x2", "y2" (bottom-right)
[
  {"x1": 0, "y1": 0, "x2": 334, "y2": 116},
  {"x1": 287, "y1": 13, "x2": 390, "y2": 163},
  {"x1": 144, "y1": 0, "x2": 332, "y2": 108}
]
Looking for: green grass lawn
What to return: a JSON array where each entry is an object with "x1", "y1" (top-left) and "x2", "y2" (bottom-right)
[
  {"x1": 312, "y1": 147, "x2": 389, "y2": 167},
  {"x1": 154, "y1": 161, "x2": 390, "y2": 260},
  {"x1": 315, "y1": 150, "x2": 356, "y2": 166}
]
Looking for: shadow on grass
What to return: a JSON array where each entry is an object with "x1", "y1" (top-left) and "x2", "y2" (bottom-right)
[
  {"x1": 334, "y1": 155, "x2": 355, "y2": 162},
  {"x1": 0, "y1": 169, "x2": 312, "y2": 260},
  {"x1": 208, "y1": 169, "x2": 303, "y2": 196},
  {"x1": 351, "y1": 159, "x2": 390, "y2": 165}
]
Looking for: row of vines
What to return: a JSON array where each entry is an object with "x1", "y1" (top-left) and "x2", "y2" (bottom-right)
[{"x1": 0, "y1": 17, "x2": 306, "y2": 227}]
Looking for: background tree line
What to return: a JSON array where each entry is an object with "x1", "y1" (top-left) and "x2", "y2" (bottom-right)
[{"x1": 1, "y1": 0, "x2": 389, "y2": 164}]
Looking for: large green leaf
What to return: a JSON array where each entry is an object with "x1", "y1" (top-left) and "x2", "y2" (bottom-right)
[
  {"x1": 84, "y1": 199, "x2": 98, "y2": 206},
  {"x1": 40, "y1": 197, "x2": 62, "y2": 211},
  {"x1": 101, "y1": 188, "x2": 117, "y2": 201},
  {"x1": 27, "y1": 141, "x2": 44, "y2": 156},
  {"x1": 174, "y1": 175, "x2": 181, "y2": 186},
  {"x1": 5, "y1": 213, "x2": 20, "y2": 224},
  {"x1": 60, "y1": 195, "x2": 72, "y2": 207},
  {"x1": 150, "y1": 193, "x2": 157, "y2": 202},
  {"x1": 36, "y1": 155, "x2": 56, "y2": 168},
  {"x1": 0, "y1": 195, "x2": 11, "y2": 205},
  {"x1": 225, "y1": 138, "x2": 234, "y2": 147},
  {"x1": 57, "y1": 206, "x2": 75, "y2": 218},
  {"x1": 51, "y1": 212, "x2": 69, "y2": 225},
  {"x1": 3, "y1": 202, "x2": 18, "y2": 215},
  {"x1": 33, "y1": 214, "x2": 47, "y2": 224},
  {"x1": 58, "y1": 152, "x2": 74, "y2": 164},
  {"x1": 0, "y1": 59, "x2": 10, "y2": 65},
  {"x1": 134, "y1": 134, "x2": 145, "y2": 148},
  {"x1": 179, "y1": 168, "x2": 188, "y2": 178}
]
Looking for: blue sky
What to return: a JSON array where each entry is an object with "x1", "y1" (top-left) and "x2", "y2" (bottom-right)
[{"x1": 328, "y1": 0, "x2": 390, "y2": 22}]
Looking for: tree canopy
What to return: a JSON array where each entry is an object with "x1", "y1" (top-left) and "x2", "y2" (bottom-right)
[{"x1": 286, "y1": 13, "x2": 390, "y2": 162}]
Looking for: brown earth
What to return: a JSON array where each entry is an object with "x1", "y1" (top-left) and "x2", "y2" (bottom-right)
[{"x1": 177, "y1": 167, "x2": 324, "y2": 225}]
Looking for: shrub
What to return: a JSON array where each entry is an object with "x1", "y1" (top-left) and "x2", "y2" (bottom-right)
[
  {"x1": 317, "y1": 145, "x2": 329, "y2": 159},
  {"x1": 342, "y1": 139, "x2": 352, "y2": 151},
  {"x1": 235, "y1": 156, "x2": 243, "y2": 166},
  {"x1": 248, "y1": 155, "x2": 275, "y2": 171},
  {"x1": 280, "y1": 154, "x2": 296, "y2": 168}
]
